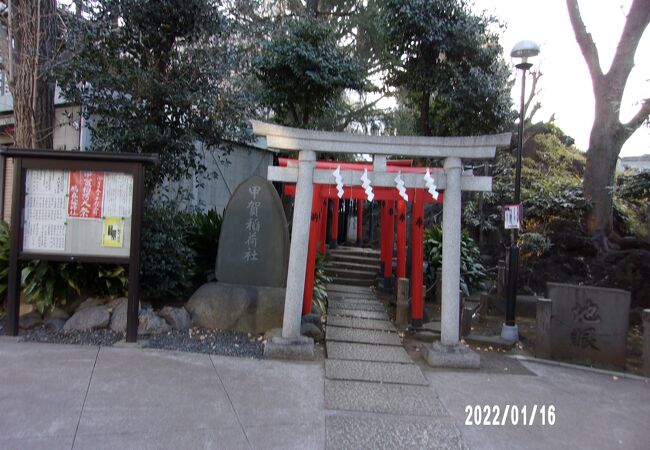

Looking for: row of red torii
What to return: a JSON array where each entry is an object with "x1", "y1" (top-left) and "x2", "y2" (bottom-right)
[
  {"x1": 252, "y1": 120, "x2": 511, "y2": 359},
  {"x1": 279, "y1": 156, "x2": 443, "y2": 328}
]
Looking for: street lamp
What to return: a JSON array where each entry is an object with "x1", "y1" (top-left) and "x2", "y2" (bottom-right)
[{"x1": 501, "y1": 40, "x2": 540, "y2": 343}]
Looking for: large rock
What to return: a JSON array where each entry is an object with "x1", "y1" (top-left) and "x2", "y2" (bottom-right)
[
  {"x1": 44, "y1": 317, "x2": 66, "y2": 332},
  {"x1": 138, "y1": 309, "x2": 171, "y2": 335},
  {"x1": 300, "y1": 322, "x2": 323, "y2": 343},
  {"x1": 159, "y1": 306, "x2": 192, "y2": 331},
  {"x1": 45, "y1": 307, "x2": 69, "y2": 321},
  {"x1": 76, "y1": 297, "x2": 105, "y2": 311},
  {"x1": 64, "y1": 306, "x2": 110, "y2": 331},
  {"x1": 186, "y1": 282, "x2": 285, "y2": 334},
  {"x1": 109, "y1": 298, "x2": 129, "y2": 333},
  {"x1": 19, "y1": 311, "x2": 43, "y2": 330},
  {"x1": 215, "y1": 176, "x2": 290, "y2": 288}
]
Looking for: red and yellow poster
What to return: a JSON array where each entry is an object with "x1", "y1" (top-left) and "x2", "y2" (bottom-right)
[{"x1": 68, "y1": 171, "x2": 104, "y2": 218}]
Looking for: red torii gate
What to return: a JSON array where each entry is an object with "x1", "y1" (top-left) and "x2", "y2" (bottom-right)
[{"x1": 279, "y1": 157, "x2": 444, "y2": 327}]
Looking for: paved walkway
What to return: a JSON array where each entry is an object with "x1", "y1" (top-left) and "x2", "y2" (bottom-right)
[
  {"x1": 324, "y1": 284, "x2": 465, "y2": 448},
  {"x1": 2, "y1": 318, "x2": 650, "y2": 449}
]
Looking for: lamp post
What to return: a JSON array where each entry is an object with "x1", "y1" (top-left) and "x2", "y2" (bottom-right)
[{"x1": 501, "y1": 40, "x2": 540, "y2": 343}]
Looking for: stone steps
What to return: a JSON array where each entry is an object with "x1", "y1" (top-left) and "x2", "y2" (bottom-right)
[
  {"x1": 328, "y1": 253, "x2": 380, "y2": 266},
  {"x1": 329, "y1": 246, "x2": 381, "y2": 257},
  {"x1": 325, "y1": 268, "x2": 376, "y2": 281},
  {"x1": 326, "y1": 249, "x2": 379, "y2": 287},
  {"x1": 326, "y1": 276, "x2": 374, "y2": 287},
  {"x1": 326, "y1": 260, "x2": 378, "y2": 272}
]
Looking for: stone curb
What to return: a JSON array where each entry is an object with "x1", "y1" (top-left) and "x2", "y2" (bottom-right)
[{"x1": 508, "y1": 354, "x2": 649, "y2": 382}]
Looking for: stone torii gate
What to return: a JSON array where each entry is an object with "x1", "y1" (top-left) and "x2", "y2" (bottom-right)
[{"x1": 252, "y1": 120, "x2": 510, "y2": 364}]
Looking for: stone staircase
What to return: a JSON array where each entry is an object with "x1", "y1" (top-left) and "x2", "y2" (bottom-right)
[{"x1": 325, "y1": 247, "x2": 381, "y2": 287}]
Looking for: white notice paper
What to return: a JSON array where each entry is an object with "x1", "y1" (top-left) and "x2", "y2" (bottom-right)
[
  {"x1": 103, "y1": 173, "x2": 134, "y2": 218},
  {"x1": 23, "y1": 170, "x2": 68, "y2": 251}
]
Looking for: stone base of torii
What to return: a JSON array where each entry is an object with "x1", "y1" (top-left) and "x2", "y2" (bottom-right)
[{"x1": 252, "y1": 120, "x2": 511, "y2": 367}]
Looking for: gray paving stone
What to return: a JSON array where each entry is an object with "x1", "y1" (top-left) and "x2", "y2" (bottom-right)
[
  {"x1": 326, "y1": 326, "x2": 401, "y2": 346},
  {"x1": 326, "y1": 414, "x2": 466, "y2": 450},
  {"x1": 324, "y1": 380, "x2": 448, "y2": 416},
  {"x1": 326, "y1": 315, "x2": 395, "y2": 331},
  {"x1": 328, "y1": 308, "x2": 389, "y2": 320},
  {"x1": 325, "y1": 360, "x2": 428, "y2": 385},
  {"x1": 326, "y1": 342, "x2": 414, "y2": 364},
  {"x1": 328, "y1": 301, "x2": 385, "y2": 312}
]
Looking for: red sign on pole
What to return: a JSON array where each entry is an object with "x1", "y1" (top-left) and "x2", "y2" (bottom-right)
[{"x1": 68, "y1": 171, "x2": 105, "y2": 218}]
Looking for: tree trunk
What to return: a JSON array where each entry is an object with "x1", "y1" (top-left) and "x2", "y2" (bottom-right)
[
  {"x1": 8, "y1": 0, "x2": 57, "y2": 149},
  {"x1": 419, "y1": 89, "x2": 430, "y2": 136},
  {"x1": 567, "y1": 0, "x2": 650, "y2": 238},
  {"x1": 583, "y1": 131, "x2": 622, "y2": 236}
]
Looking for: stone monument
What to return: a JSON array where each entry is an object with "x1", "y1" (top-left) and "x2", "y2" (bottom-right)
[
  {"x1": 186, "y1": 176, "x2": 289, "y2": 334},
  {"x1": 545, "y1": 282, "x2": 630, "y2": 369}
]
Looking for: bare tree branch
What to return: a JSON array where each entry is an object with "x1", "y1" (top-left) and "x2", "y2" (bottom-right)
[
  {"x1": 622, "y1": 97, "x2": 650, "y2": 139},
  {"x1": 606, "y1": 0, "x2": 650, "y2": 94},
  {"x1": 566, "y1": 0, "x2": 603, "y2": 87}
]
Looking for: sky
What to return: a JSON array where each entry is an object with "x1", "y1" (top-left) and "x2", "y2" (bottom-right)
[{"x1": 473, "y1": 0, "x2": 649, "y2": 157}]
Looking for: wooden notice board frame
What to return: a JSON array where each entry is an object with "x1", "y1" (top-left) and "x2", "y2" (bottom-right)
[{"x1": 1, "y1": 148, "x2": 159, "y2": 342}]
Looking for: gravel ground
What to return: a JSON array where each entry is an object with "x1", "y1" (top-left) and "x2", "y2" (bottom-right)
[
  {"x1": 144, "y1": 328, "x2": 264, "y2": 359},
  {"x1": 0, "y1": 314, "x2": 264, "y2": 359}
]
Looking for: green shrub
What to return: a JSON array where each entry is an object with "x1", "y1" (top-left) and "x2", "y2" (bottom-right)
[
  {"x1": 519, "y1": 232, "x2": 553, "y2": 257},
  {"x1": 84, "y1": 264, "x2": 129, "y2": 298},
  {"x1": 424, "y1": 225, "x2": 487, "y2": 296},
  {"x1": 140, "y1": 201, "x2": 196, "y2": 301},
  {"x1": 313, "y1": 252, "x2": 331, "y2": 314},
  {"x1": 186, "y1": 209, "x2": 223, "y2": 284},
  {"x1": 21, "y1": 260, "x2": 85, "y2": 313}
]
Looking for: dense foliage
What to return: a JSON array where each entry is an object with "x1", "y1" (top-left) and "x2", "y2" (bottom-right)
[
  {"x1": 55, "y1": 0, "x2": 252, "y2": 190},
  {"x1": 140, "y1": 201, "x2": 196, "y2": 301},
  {"x1": 381, "y1": 0, "x2": 513, "y2": 136},
  {"x1": 186, "y1": 209, "x2": 223, "y2": 285},
  {"x1": 424, "y1": 224, "x2": 488, "y2": 296},
  {"x1": 253, "y1": 17, "x2": 366, "y2": 128}
]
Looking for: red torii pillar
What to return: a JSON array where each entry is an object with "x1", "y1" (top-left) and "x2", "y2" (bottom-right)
[
  {"x1": 379, "y1": 201, "x2": 387, "y2": 273},
  {"x1": 356, "y1": 199, "x2": 363, "y2": 246},
  {"x1": 382, "y1": 200, "x2": 395, "y2": 289},
  {"x1": 410, "y1": 191, "x2": 425, "y2": 327},
  {"x1": 331, "y1": 198, "x2": 340, "y2": 249},
  {"x1": 303, "y1": 189, "x2": 322, "y2": 315},
  {"x1": 319, "y1": 197, "x2": 328, "y2": 254},
  {"x1": 396, "y1": 200, "x2": 407, "y2": 279}
]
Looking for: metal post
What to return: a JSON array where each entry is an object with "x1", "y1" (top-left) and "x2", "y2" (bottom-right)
[{"x1": 503, "y1": 62, "x2": 530, "y2": 342}]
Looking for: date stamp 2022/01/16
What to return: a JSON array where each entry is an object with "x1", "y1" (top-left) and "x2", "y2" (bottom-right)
[{"x1": 465, "y1": 405, "x2": 556, "y2": 426}]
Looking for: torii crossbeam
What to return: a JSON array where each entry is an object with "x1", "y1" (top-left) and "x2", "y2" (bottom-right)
[{"x1": 252, "y1": 120, "x2": 510, "y2": 364}]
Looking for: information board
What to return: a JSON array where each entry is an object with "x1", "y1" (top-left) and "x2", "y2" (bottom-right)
[{"x1": 22, "y1": 169, "x2": 134, "y2": 258}]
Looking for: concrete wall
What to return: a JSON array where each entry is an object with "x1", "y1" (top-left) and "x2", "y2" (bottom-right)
[{"x1": 156, "y1": 142, "x2": 276, "y2": 214}]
